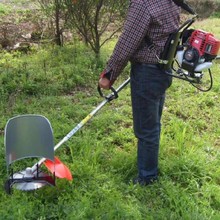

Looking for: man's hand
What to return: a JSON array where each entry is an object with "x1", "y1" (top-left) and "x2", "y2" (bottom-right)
[{"x1": 98, "y1": 77, "x2": 111, "y2": 90}]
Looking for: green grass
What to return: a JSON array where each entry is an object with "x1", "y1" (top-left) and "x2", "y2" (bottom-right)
[
  {"x1": 0, "y1": 18, "x2": 220, "y2": 219},
  {"x1": 0, "y1": 3, "x2": 11, "y2": 15}
]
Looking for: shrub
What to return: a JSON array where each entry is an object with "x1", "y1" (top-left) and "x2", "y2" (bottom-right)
[{"x1": 188, "y1": 0, "x2": 220, "y2": 18}]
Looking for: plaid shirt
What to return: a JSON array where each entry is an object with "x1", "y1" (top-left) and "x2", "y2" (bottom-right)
[{"x1": 106, "y1": 0, "x2": 180, "y2": 81}]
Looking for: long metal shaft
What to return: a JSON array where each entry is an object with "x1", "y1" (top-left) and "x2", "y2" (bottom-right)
[{"x1": 31, "y1": 78, "x2": 130, "y2": 172}]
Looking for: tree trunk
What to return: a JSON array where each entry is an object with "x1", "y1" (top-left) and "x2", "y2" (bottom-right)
[{"x1": 55, "y1": 0, "x2": 63, "y2": 46}]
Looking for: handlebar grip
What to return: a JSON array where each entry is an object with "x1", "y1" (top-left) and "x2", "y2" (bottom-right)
[{"x1": 97, "y1": 85, "x2": 118, "y2": 101}]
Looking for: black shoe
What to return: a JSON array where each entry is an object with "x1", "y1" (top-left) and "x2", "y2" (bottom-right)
[{"x1": 132, "y1": 177, "x2": 157, "y2": 186}]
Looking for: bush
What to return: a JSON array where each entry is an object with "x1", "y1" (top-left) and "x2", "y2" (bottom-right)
[{"x1": 188, "y1": 0, "x2": 220, "y2": 18}]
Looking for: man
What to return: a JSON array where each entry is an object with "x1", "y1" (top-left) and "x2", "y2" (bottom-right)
[{"x1": 99, "y1": 0, "x2": 180, "y2": 185}]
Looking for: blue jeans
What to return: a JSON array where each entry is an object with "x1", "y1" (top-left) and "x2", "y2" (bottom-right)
[{"x1": 130, "y1": 63, "x2": 172, "y2": 181}]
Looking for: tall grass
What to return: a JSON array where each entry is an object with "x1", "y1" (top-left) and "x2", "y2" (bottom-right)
[{"x1": 0, "y1": 19, "x2": 220, "y2": 219}]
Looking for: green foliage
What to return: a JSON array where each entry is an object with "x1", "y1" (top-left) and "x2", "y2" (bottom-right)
[
  {"x1": 0, "y1": 3, "x2": 11, "y2": 15},
  {"x1": 0, "y1": 17, "x2": 220, "y2": 220},
  {"x1": 211, "y1": 11, "x2": 220, "y2": 18},
  {"x1": 0, "y1": 42, "x2": 108, "y2": 100}
]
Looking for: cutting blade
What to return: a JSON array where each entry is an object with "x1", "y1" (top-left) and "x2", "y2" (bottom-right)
[{"x1": 10, "y1": 169, "x2": 54, "y2": 191}]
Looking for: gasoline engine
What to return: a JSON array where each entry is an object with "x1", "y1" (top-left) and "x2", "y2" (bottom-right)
[
  {"x1": 159, "y1": 14, "x2": 220, "y2": 92},
  {"x1": 176, "y1": 29, "x2": 220, "y2": 85},
  {"x1": 156, "y1": 0, "x2": 219, "y2": 91}
]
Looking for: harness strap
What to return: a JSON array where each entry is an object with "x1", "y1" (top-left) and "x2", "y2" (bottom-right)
[{"x1": 172, "y1": 0, "x2": 196, "y2": 15}]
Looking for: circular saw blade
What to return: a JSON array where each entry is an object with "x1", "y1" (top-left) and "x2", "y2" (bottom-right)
[
  {"x1": 13, "y1": 181, "x2": 48, "y2": 191},
  {"x1": 11, "y1": 170, "x2": 53, "y2": 191}
]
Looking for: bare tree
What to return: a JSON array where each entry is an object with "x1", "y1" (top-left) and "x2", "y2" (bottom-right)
[
  {"x1": 64, "y1": 0, "x2": 128, "y2": 57},
  {"x1": 38, "y1": 0, "x2": 69, "y2": 46}
]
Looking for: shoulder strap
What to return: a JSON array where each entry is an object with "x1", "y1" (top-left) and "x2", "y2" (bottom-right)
[{"x1": 172, "y1": 0, "x2": 196, "y2": 15}]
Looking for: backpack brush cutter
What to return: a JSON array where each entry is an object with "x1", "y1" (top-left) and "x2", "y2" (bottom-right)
[
  {"x1": 157, "y1": 1, "x2": 220, "y2": 92},
  {"x1": 160, "y1": 18, "x2": 220, "y2": 92},
  {"x1": 4, "y1": 78, "x2": 130, "y2": 194}
]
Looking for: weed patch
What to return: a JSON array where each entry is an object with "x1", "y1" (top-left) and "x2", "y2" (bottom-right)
[{"x1": 0, "y1": 18, "x2": 220, "y2": 220}]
